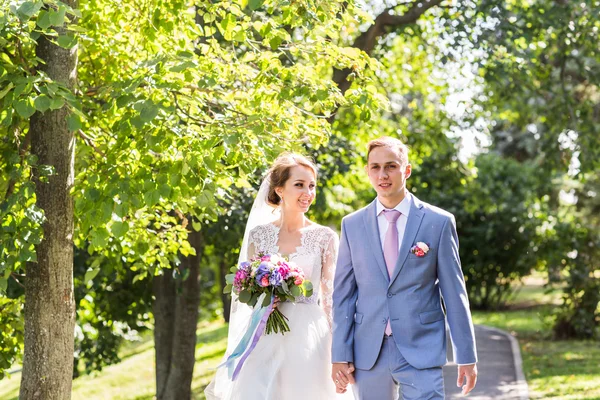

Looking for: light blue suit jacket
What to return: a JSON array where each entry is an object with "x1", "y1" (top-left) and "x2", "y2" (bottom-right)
[{"x1": 332, "y1": 195, "x2": 477, "y2": 370}]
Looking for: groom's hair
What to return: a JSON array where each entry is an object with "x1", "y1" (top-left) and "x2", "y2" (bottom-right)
[{"x1": 367, "y1": 136, "x2": 409, "y2": 166}]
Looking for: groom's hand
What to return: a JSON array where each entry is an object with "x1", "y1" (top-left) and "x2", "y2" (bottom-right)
[
  {"x1": 332, "y1": 362, "x2": 355, "y2": 390},
  {"x1": 457, "y1": 364, "x2": 478, "y2": 395}
]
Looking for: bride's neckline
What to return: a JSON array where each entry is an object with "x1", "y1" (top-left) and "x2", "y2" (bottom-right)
[{"x1": 267, "y1": 222, "x2": 321, "y2": 258}]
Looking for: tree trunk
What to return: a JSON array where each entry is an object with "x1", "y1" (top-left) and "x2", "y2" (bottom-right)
[
  {"x1": 154, "y1": 229, "x2": 204, "y2": 400},
  {"x1": 219, "y1": 258, "x2": 231, "y2": 323},
  {"x1": 153, "y1": 270, "x2": 177, "y2": 398},
  {"x1": 20, "y1": 3, "x2": 78, "y2": 398}
]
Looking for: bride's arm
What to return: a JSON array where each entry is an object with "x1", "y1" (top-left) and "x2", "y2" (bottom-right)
[
  {"x1": 247, "y1": 242, "x2": 257, "y2": 259},
  {"x1": 320, "y1": 229, "x2": 339, "y2": 330}
]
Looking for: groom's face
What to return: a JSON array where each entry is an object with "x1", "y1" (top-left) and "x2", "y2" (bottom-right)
[{"x1": 366, "y1": 146, "x2": 411, "y2": 203}]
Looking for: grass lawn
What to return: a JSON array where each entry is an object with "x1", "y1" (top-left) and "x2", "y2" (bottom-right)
[
  {"x1": 0, "y1": 321, "x2": 229, "y2": 400},
  {"x1": 472, "y1": 278, "x2": 600, "y2": 400},
  {"x1": 1, "y1": 276, "x2": 597, "y2": 399}
]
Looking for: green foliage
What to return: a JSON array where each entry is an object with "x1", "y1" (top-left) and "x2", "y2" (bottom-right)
[
  {"x1": 73, "y1": 248, "x2": 153, "y2": 376},
  {"x1": 0, "y1": 296, "x2": 23, "y2": 379},
  {"x1": 1, "y1": 0, "x2": 384, "y2": 376},
  {"x1": 457, "y1": 154, "x2": 547, "y2": 309},
  {"x1": 539, "y1": 216, "x2": 600, "y2": 339},
  {"x1": 470, "y1": 0, "x2": 600, "y2": 174}
]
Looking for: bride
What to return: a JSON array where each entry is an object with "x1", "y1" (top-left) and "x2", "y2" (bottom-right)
[{"x1": 205, "y1": 153, "x2": 353, "y2": 399}]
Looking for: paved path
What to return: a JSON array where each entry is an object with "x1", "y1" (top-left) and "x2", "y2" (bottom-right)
[{"x1": 443, "y1": 325, "x2": 529, "y2": 399}]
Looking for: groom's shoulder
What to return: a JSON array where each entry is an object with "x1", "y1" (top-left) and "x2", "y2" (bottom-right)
[
  {"x1": 415, "y1": 197, "x2": 455, "y2": 222},
  {"x1": 341, "y1": 203, "x2": 371, "y2": 225}
]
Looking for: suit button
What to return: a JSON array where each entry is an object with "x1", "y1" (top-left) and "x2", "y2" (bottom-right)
[{"x1": 387, "y1": 293, "x2": 393, "y2": 298}]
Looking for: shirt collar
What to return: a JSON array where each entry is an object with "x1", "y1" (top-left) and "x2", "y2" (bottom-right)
[{"x1": 376, "y1": 192, "x2": 412, "y2": 217}]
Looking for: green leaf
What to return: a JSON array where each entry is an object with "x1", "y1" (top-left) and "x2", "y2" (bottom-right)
[
  {"x1": 262, "y1": 294, "x2": 271, "y2": 307},
  {"x1": 225, "y1": 274, "x2": 235, "y2": 284},
  {"x1": 84, "y1": 267, "x2": 100, "y2": 283},
  {"x1": 0, "y1": 83, "x2": 14, "y2": 100},
  {"x1": 0, "y1": 278, "x2": 7, "y2": 294},
  {"x1": 110, "y1": 221, "x2": 129, "y2": 238},
  {"x1": 67, "y1": 113, "x2": 81, "y2": 131},
  {"x1": 223, "y1": 284, "x2": 232, "y2": 294},
  {"x1": 238, "y1": 290, "x2": 251, "y2": 303},
  {"x1": 192, "y1": 220, "x2": 201, "y2": 231},
  {"x1": 290, "y1": 285, "x2": 300, "y2": 297},
  {"x1": 170, "y1": 61, "x2": 195, "y2": 73},
  {"x1": 248, "y1": 0, "x2": 264, "y2": 11},
  {"x1": 17, "y1": 1, "x2": 42, "y2": 20},
  {"x1": 90, "y1": 228, "x2": 109, "y2": 249},
  {"x1": 34, "y1": 95, "x2": 51, "y2": 112},
  {"x1": 49, "y1": 96, "x2": 64, "y2": 110},
  {"x1": 139, "y1": 101, "x2": 159, "y2": 123},
  {"x1": 49, "y1": 6, "x2": 66, "y2": 26},
  {"x1": 219, "y1": 14, "x2": 236, "y2": 40},
  {"x1": 143, "y1": 190, "x2": 160, "y2": 207},
  {"x1": 57, "y1": 34, "x2": 77, "y2": 49},
  {"x1": 15, "y1": 99, "x2": 36, "y2": 119},
  {"x1": 36, "y1": 10, "x2": 51, "y2": 29},
  {"x1": 301, "y1": 281, "x2": 313, "y2": 292}
]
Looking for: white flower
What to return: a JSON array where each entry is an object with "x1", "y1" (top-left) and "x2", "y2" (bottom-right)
[{"x1": 416, "y1": 242, "x2": 429, "y2": 253}]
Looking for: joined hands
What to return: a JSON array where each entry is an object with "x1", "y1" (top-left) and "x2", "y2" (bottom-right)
[{"x1": 331, "y1": 362, "x2": 355, "y2": 393}]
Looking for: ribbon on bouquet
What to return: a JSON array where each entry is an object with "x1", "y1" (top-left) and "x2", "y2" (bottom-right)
[{"x1": 218, "y1": 293, "x2": 274, "y2": 380}]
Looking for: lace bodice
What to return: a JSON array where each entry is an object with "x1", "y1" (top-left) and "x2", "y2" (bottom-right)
[{"x1": 247, "y1": 223, "x2": 339, "y2": 328}]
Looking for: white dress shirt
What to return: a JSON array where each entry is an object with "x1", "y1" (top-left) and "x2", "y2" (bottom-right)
[{"x1": 376, "y1": 192, "x2": 412, "y2": 252}]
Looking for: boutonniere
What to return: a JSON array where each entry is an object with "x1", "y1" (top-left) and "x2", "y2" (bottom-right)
[{"x1": 410, "y1": 242, "x2": 430, "y2": 257}]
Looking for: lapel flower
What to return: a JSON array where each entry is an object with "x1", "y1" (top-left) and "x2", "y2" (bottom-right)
[{"x1": 410, "y1": 242, "x2": 430, "y2": 257}]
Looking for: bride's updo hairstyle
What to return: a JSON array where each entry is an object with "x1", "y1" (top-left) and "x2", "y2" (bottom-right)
[{"x1": 267, "y1": 152, "x2": 318, "y2": 206}]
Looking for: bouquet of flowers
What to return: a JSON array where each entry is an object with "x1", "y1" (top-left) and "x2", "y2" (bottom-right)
[{"x1": 224, "y1": 252, "x2": 313, "y2": 335}]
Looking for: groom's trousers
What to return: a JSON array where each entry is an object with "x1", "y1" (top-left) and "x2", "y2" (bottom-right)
[{"x1": 352, "y1": 335, "x2": 445, "y2": 400}]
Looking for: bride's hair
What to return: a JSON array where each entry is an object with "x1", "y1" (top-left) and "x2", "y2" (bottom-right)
[{"x1": 267, "y1": 152, "x2": 317, "y2": 206}]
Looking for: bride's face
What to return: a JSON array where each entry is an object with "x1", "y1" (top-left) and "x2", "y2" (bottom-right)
[{"x1": 276, "y1": 165, "x2": 316, "y2": 213}]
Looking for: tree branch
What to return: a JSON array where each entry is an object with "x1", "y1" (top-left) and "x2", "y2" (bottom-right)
[{"x1": 333, "y1": 0, "x2": 445, "y2": 97}]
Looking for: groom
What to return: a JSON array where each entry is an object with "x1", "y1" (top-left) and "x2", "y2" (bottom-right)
[{"x1": 331, "y1": 137, "x2": 478, "y2": 399}]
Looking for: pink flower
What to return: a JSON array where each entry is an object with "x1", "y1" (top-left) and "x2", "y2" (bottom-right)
[
  {"x1": 415, "y1": 249, "x2": 425, "y2": 257},
  {"x1": 294, "y1": 277, "x2": 303, "y2": 286},
  {"x1": 261, "y1": 255, "x2": 271, "y2": 262},
  {"x1": 278, "y1": 265, "x2": 291, "y2": 279},
  {"x1": 260, "y1": 276, "x2": 270, "y2": 287}
]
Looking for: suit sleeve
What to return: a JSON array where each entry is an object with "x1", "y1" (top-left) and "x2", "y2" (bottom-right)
[
  {"x1": 331, "y1": 219, "x2": 358, "y2": 363},
  {"x1": 437, "y1": 215, "x2": 478, "y2": 365}
]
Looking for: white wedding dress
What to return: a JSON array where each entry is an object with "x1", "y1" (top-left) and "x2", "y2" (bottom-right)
[{"x1": 205, "y1": 223, "x2": 353, "y2": 400}]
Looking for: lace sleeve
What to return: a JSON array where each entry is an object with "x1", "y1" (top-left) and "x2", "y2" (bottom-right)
[
  {"x1": 246, "y1": 226, "x2": 261, "y2": 260},
  {"x1": 320, "y1": 229, "x2": 339, "y2": 331}
]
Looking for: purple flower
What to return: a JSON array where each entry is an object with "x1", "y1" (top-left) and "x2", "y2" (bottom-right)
[
  {"x1": 239, "y1": 261, "x2": 251, "y2": 272},
  {"x1": 255, "y1": 262, "x2": 270, "y2": 286},
  {"x1": 269, "y1": 269, "x2": 282, "y2": 286}
]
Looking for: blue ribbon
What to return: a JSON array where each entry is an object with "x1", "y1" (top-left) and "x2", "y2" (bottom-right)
[{"x1": 218, "y1": 294, "x2": 273, "y2": 380}]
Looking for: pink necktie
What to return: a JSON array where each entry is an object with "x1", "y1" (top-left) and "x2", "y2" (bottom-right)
[{"x1": 383, "y1": 209, "x2": 401, "y2": 335}]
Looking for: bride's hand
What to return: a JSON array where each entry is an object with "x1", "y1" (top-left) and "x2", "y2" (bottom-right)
[{"x1": 272, "y1": 296, "x2": 281, "y2": 309}]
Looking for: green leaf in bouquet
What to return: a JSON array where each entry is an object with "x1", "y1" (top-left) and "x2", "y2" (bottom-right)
[
  {"x1": 249, "y1": 292, "x2": 260, "y2": 306},
  {"x1": 262, "y1": 293, "x2": 272, "y2": 307},
  {"x1": 239, "y1": 290, "x2": 251, "y2": 303},
  {"x1": 230, "y1": 266, "x2": 238, "y2": 273},
  {"x1": 301, "y1": 281, "x2": 313, "y2": 296},
  {"x1": 286, "y1": 294, "x2": 295, "y2": 302},
  {"x1": 223, "y1": 284, "x2": 232, "y2": 294},
  {"x1": 225, "y1": 273, "x2": 235, "y2": 284},
  {"x1": 280, "y1": 279, "x2": 289, "y2": 293},
  {"x1": 290, "y1": 285, "x2": 301, "y2": 297}
]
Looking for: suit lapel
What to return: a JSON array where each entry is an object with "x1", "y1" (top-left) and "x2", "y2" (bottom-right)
[
  {"x1": 389, "y1": 195, "x2": 425, "y2": 287},
  {"x1": 363, "y1": 200, "x2": 390, "y2": 282}
]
